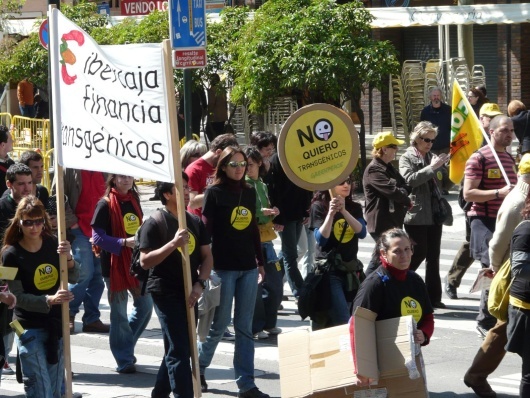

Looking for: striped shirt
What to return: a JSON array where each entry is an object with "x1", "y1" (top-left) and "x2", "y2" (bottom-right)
[{"x1": 465, "y1": 145, "x2": 517, "y2": 218}]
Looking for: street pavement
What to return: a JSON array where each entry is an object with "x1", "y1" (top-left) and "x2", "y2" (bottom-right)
[{"x1": 0, "y1": 184, "x2": 523, "y2": 398}]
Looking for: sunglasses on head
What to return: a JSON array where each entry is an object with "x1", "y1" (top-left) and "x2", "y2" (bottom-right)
[
  {"x1": 20, "y1": 218, "x2": 45, "y2": 227},
  {"x1": 420, "y1": 137, "x2": 436, "y2": 144},
  {"x1": 227, "y1": 161, "x2": 247, "y2": 168},
  {"x1": 339, "y1": 177, "x2": 353, "y2": 185}
]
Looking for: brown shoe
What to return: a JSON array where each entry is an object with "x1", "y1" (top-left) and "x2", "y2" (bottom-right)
[
  {"x1": 69, "y1": 316, "x2": 75, "y2": 334},
  {"x1": 464, "y1": 377, "x2": 497, "y2": 398},
  {"x1": 82, "y1": 319, "x2": 110, "y2": 333}
]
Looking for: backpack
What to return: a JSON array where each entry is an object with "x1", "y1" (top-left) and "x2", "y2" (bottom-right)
[
  {"x1": 487, "y1": 258, "x2": 513, "y2": 322},
  {"x1": 130, "y1": 210, "x2": 168, "y2": 295}
]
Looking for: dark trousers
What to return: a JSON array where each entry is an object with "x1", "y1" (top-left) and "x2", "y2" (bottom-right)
[
  {"x1": 151, "y1": 293, "x2": 194, "y2": 398},
  {"x1": 465, "y1": 320, "x2": 507, "y2": 386},
  {"x1": 279, "y1": 220, "x2": 304, "y2": 298},
  {"x1": 252, "y1": 261, "x2": 284, "y2": 333},
  {"x1": 447, "y1": 217, "x2": 474, "y2": 287},
  {"x1": 405, "y1": 223, "x2": 443, "y2": 305}
]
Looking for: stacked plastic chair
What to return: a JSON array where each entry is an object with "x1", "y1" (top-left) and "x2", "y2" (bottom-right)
[
  {"x1": 470, "y1": 65, "x2": 487, "y2": 91},
  {"x1": 402, "y1": 60, "x2": 425, "y2": 132},
  {"x1": 389, "y1": 75, "x2": 410, "y2": 145}
]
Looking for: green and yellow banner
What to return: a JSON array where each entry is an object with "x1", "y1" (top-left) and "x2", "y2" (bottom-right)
[{"x1": 449, "y1": 81, "x2": 485, "y2": 184}]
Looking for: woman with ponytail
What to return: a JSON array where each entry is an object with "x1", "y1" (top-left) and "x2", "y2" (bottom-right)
[{"x1": 91, "y1": 174, "x2": 153, "y2": 374}]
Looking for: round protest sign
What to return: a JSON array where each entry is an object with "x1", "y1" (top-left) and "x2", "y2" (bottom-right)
[{"x1": 277, "y1": 103, "x2": 359, "y2": 191}]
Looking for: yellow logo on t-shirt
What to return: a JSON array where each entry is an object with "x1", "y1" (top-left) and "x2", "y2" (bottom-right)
[
  {"x1": 230, "y1": 206, "x2": 252, "y2": 230},
  {"x1": 400, "y1": 296, "x2": 423, "y2": 323},
  {"x1": 123, "y1": 213, "x2": 141, "y2": 235},
  {"x1": 178, "y1": 231, "x2": 197, "y2": 255},
  {"x1": 333, "y1": 219, "x2": 354, "y2": 243},
  {"x1": 487, "y1": 169, "x2": 501, "y2": 178},
  {"x1": 34, "y1": 263, "x2": 58, "y2": 291}
]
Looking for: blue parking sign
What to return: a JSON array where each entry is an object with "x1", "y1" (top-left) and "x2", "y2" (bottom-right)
[{"x1": 169, "y1": 0, "x2": 206, "y2": 49}]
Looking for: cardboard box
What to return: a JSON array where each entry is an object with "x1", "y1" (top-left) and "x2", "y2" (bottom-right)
[{"x1": 278, "y1": 307, "x2": 428, "y2": 398}]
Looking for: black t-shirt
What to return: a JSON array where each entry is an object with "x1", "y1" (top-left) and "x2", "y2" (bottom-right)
[
  {"x1": 203, "y1": 184, "x2": 258, "y2": 271},
  {"x1": 91, "y1": 198, "x2": 142, "y2": 277},
  {"x1": 2, "y1": 237, "x2": 62, "y2": 329},
  {"x1": 0, "y1": 195, "x2": 18, "y2": 241},
  {"x1": 310, "y1": 201, "x2": 364, "y2": 262},
  {"x1": 353, "y1": 266, "x2": 434, "y2": 326},
  {"x1": 139, "y1": 210, "x2": 209, "y2": 294},
  {"x1": 0, "y1": 158, "x2": 14, "y2": 197}
]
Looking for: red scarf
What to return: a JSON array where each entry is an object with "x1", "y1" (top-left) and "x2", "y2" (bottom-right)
[
  {"x1": 380, "y1": 255, "x2": 409, "y2": 281},
  {"x1": 109, "y1": 188, "x2": 143, "y2": 293}
]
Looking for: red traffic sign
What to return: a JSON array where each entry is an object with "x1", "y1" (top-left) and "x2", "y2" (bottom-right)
[
  {"x1": 173, "y1": 49, "x2": 207, "y2": 69},
  {"x1": 39, "y1": 19, "x2": 49, "y2": 50}
]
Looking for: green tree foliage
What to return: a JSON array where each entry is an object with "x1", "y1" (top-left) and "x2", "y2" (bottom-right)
[
  {"x1": 0, "y1": 1, "x2": 26, "y2": 31},
  {"x1": 229, "y1": 0, "x2": 399, "y2": 168},
  {"x1": 0, "y1": 1, "x2": 107, "y2": 87}
]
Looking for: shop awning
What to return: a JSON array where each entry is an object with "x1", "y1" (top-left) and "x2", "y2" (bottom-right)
[{"x1": 369, "y1": 4, "x2": 530, "y2": 27}]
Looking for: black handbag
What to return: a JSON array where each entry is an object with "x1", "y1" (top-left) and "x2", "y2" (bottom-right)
[{"x1": 297, "y1": 255, "x2": 332, "y2": 321}]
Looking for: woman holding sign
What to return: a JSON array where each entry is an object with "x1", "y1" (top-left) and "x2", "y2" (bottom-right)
[
  {"x1": 308, "y1": 177, "x2": 366, "y2": 329},
  {"x1": 91, "y1": 174, "x2": 153, "y2": 374},
  {"x1": 1, "y1": 196, "x2": 79, "y2": 398},
  {"x1": 198, "y1": 146, "x2": 270, "y2": 398},
  {"x1": 399, "y1": 121, "x2": 450, "y2": 309}
]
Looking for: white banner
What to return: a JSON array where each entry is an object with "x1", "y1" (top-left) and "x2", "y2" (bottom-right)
[
  {"x1": 369, "y1": 4, "x2": 530, "y2": 28},
  {"x1": 50, "y1": 9, "x2": 175, "y2": 182}
]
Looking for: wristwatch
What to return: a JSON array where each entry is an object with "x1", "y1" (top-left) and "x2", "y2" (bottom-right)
[{"x1": 195, "y1": 278, "x2": 207, "y2": 290}]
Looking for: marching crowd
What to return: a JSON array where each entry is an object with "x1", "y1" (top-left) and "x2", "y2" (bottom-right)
[{"x1": 0, "y1": 85, "x2": 529, "y2": 398}]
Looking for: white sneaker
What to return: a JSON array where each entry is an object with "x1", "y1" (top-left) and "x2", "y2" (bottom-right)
[
  {"x1": 254, "y1": 331, "x2": 269, "y2": 339},
  {"x1": 264, "y1": 327, "x2": 282, "y2": 335},
  {"x1": 2, "y1": 362, "x2": 15, "y2": 375}
]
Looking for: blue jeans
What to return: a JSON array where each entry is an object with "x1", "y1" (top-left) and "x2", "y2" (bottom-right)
[
  {"x1": 19, "y1": 104, "x2": 35, "y2": 118},
  {"x1": 69, "y1": 228, "x2": 105, "y2": 325},
  {"x1": 17, "y1": 328, "x2": 63, "y2": 398},
  {"x1": 279, "y1": 220, "x2": 304, "y2": 298},
  {"x1": 152, "y1": 293, "x2": 194, "y2": 398},
  {"x1": 199, "y1": 268, "x2": 258, "y2": 393},
  {"x1": 104, "y1": 278, "x2": 153, "y2": 371},
  {"x1": 328, "y1": 272, "x2": 351, "y2": 326}
]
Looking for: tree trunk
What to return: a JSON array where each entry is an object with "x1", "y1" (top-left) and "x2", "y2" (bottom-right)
[{"x1": 350, "y1": 94, "x2": 366, "y2": 173}]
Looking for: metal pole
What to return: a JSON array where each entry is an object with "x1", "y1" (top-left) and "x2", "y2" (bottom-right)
[
  {"x1": 48, "y1": 0, "x2": 60, "y2": 148},
  {"x1": 183, "y1": 69, "x2": 193, "y2": 141},
  {"x1": 458, "y1": 0, "x2": 474, "y2": 71}
]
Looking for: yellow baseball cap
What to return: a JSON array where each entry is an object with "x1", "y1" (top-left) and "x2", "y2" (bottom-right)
[
  {"x1": 519, "y1": 153, "x2": 530, "y2": 174},
  {"x1": 479, "y1": 103, "x2": 503, "y2": 117},
  {"x1": 373, "y1": 132, "x2": 405, "y2": 149}
]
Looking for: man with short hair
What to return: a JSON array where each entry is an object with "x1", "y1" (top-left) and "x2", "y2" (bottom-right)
[
  {"x1": 0, "y1": 125, "x2": 15, "y2": 197},
  {"x1": 185, "y1": 133, "x2": 239, "y2": 217},
  {"x1": 420, "y1": 87, "x2": 452, "y2": 154},
  {"x1": 463, "y1": 115, "x2": 517, "y2": 338},
  {"x1": 445, "y1": 103, "x2": 504, "y2": 299},
  {"x1": 463, "y1": 153, "x2": 530, "y2": 398},
  {"x1": 19, "y1": 150, "x2": 49, "y2": 207},
  {"x1": 140, "y1": 180, "x2": 213, "y2": 398}
]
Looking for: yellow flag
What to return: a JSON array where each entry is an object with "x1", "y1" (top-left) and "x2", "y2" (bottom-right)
[{"x1": 449, "y1": 81, "x2": 485, "y2": 184}]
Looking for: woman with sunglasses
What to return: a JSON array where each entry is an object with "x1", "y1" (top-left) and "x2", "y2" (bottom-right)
[
  {"x1": 399, "y1": 121, "x2": 450, "y2": 309},
  {"x1": 353, "y1": 228, "x2": 434, "y2": 386},
  {"x1": 308, "y1": 176, "x2": 366, "y2": 330},
  {"x1": 198, "y1": 146, "x2": 269, "y2": 398},
  {"x1": 1, "y1": 195, "x2": 78, "y2": 398},
  {"x1": 363, "y1": 132, "x2": 411, "y2": 256},
  {"x1": 90, "y1": 174, "x2": 152, "y2": 374}
]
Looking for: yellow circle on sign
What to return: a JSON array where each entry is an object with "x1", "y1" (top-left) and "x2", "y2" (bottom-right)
[
  {"x1": 231, "y1": 206, "x2": 252, "y2": 230},
  {"x1": 123, "y1": 213, "x2": 141, "y2": 236},
  {"x1": 278, "y1": 104, "x2": 359, "y2": 191},
  {"x1": 400, "y1": 295, "x2": 423, "y2": 323},
  {"x1": 34, "y1": 263, "x2": 59, "y2": 291}
]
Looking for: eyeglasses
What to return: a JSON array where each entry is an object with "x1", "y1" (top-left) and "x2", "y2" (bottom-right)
[
  {"x1": 339, "y1": 177, "x2": 353, "y2": 185},
  {"x1": 419, "y1": 137, "x2": 436, "y2": 144},
  {"x1": 467, "y1": 95, "x2": 477, "y2": 99},
  {"x1": 227, "y1": 161, "x2": 247, "y2": 168},
  {"x1": 386, "y1": 144, "x2": 398, "y2": 149},
  {"x1": 20, "y1": 218, "x2": 45, "y2": 227}
]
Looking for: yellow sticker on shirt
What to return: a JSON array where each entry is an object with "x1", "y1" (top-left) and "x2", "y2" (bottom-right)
[
  {"x1": 34, "y1": 263, "x2": 58, "y2": 291},
  {"x1": 123, "y1": 213, "x2": 141, "y2": 235},
  {"x1": 487, "y1": 169, "x2": 501, "y2": 178},
  {"x1": 333, "y1": 219, "x2": 354, "y2": 243},
  {"x1": 230, "y1": 206, "x2": 252, "y2": 230},
  {"x1": 178, "y1": 231, "x2": 197, "y2": 255},
  {"x1": 400, "y1": 296, "x2": 423, "y2": 323}
]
